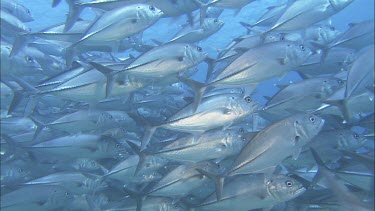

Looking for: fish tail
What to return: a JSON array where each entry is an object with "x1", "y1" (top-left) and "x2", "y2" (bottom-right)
[
  {"x1": 51, "y1": 0, "x2": 62, "y2": 7},
  {"x1": 195, "y1": 168, "x2": 225, "y2": 201},
  {"x1": 9, "y1": 32, "x2": 30, "y2": 58},
  {"x1": 179, "y1": 77, "x2": 207, "y2": 113},
  {"x1": 239, "y1": 21, "x2": 256, "y2": 35},
  {"x1": 141, "y1": 126, "x2": 157, "y2": 151},
  {"x1": 122, "y1": 186, "x2": 144, "y2": 211},
  {"x1": 309, "y1": 147, "x2": 330, "y2": 189},
  {"x1": 28, "y1": 115, "x2": 47, "y2": 142},
  {"x1": 63, "y1": 0, "x2": 83, "y2": 32},
  {"x1": 126, "y1": 141, "x2": 147, "y2": 176},
  {"x1": 88, "y1": 62, "x2": 116, "y2": 99},
  {"x1": 6, "y1": 77, "x2": 42, "y2": 117},
  {"x1": 204, "y1": 57, "x2": 216, "y2": 82}
]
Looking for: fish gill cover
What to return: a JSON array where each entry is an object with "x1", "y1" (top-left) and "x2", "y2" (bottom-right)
[{"x1": 0, "y1": 0, "x2": 374, "y2": 210}]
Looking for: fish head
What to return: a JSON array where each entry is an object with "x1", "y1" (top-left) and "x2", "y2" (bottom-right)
[
  {"x1": 184, "y1": 44, "x2": 208, "y2": 65},
  {"x1": 264, "y1": 32, "x2": 286, "y2": 43},
  {"x1": 140, "y1": 171, "x2": 163, "y2": 183},
  {"x1": 293, "y1": 114, "x2": 325, "y2": 142},
  {"x1": 317, "y1": 25, "x2": 341, "y2": 44},
  {"x1": 17, "y1": 52, "x2": 43, "y2": 72},
  {"x1": 279, "y1": 32, "x2": 304, "y2": 43},
  {"x1": 17, "y1": 5, "x2": 34, "y2": 22},
  {"x1": 101, "y1": 136, "x2": 128, "y2": 158},
  {"x1": 329, "y1": 0, "x2": 354, "y2": 11},
  {"x1": 137, "y1": 4, "x2": 164, "y2": 24},
  {"x1": 320, "y1": 77, "x2": 346, "y2": 97},
  {"x1": 218, "y1": 129, "x2": 247, "y2": 153},
  {"x1": 75, "y1": 158, "x2": 105, "y2": 173},
  {"x1": 202, "y1": 18, "x2": 225, "y2": 32},
  {"x1": 1, "y1": 164, "x2": 31, "y2": 184},
  {"x1": 266, "y1": 174, "x2": 306, "y2": 202},
  {"x1": 285, "y1": 41, "x2": 313, "y2": 67},
  {"x1": 143, "y1": 156, "x2": 169, "y2": 172},
  {"x1": 49, "y1": 186, "x2": 74, "y2": 206},
  {"x1": 337, "y1": 131, "x2": 368, "y2": 150},
  {"x1": 235, "y1": 95, "x2": 260, "y2": 116}
]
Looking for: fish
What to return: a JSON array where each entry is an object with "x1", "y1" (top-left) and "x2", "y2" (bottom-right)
[
  {"x1": 269, "y1": 0, "x2": 353, "y2": 32},
  {"x1": 67, "y1": 4, "x2": 164, "y2": 66},
  {"x1": 195, "y1": 174, "x2": 306, "y2": 211},
  {"x1": 228, "y1": 113, "x2": 325, "y2": 176},
  {"x1": 7, "y1": 134, "x2": 127, "y2": 160},
  {"x1": 0, "y1": 185, "x2": 73, "y2": 210},
  {"x1": 207, "y1": 41, "x2": 312, "y2": 89},
  {"x1": 90, "y1": 43, "x2": 207, "y2": 98},
  {"x1": 1, "y1": 0, "x2": 34, "y2": 22},
  {"x1": 21, "y1": 171, "x2": 106, "y2": 194},
  {"x1": 167, "y1": 18, "x2": 224, "y2": 44},
  {"x1": 263, "y1": 76, "x2": 346, "y2": 113},
  {"x1": 155, "y1": 128, "x2": 246, "y2": 162},
  {"x1": 139, "y1": 92, "x2": 258, "y2": 150}
]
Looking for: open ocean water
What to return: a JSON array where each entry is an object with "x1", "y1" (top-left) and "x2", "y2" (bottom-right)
[{"x1": 1, "y1": 0, "x2": 374, "y2": 210}]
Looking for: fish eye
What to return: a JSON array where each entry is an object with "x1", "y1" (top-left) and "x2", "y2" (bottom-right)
[
  {"x1": 65, "y1": 192, "x2": 70, "y2": 196},
  {"x1": 299, "y1": 45, "x2": 306, "y2": 51},
  {"x1": 18, "y1": 168, "x2": 23, "y2": 172},
  {"x1": 338, "y1": 80, "x2": 344, "y2": 85},
  {"x1": 239, "y1": 128, "x2": 244, "y2": 133},
  {"x1": 242, "y1": 137, "x2": 246, "y2": 141},
  {"x1": 116, "y1": 144, "x2": 120, "y2": 148},
  {"x1": 285, "y1": 181, "x2": 293, "y2": 187},
  {"x1": 91, "y1": 161, "x2": 96, "y2": 166},
  {"x1": 309, "y1": 116, "x2": 316, "y2": 123},
  {"x1": 197, "y1": 46, "x2": 202, "y2": 52},
  {"x1": 280, "y1": 36, "x2": 285, "y2": 41},
  {"x1": 353, "y1": 133, "x2": 359, "y2": 139},
  {"x1": 244, "y1": 96, "x2": 252, "y2": 103},
  {"x1": 149, "y1": 6, "x2": 155, "y2": 11},
  {"x1": 213, "y1": 18, "x2": 218, "y2": 23},
  {"x1": 25, "y1": 56, "x2": 34, "y2": 63},
  {"x1": 330, "y1": 26, "x2": 335, "y2": 31}
]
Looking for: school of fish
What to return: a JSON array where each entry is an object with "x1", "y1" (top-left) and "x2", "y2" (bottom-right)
[{"x1": 1, "y1": 0, "x2": 374, "y2": 210}]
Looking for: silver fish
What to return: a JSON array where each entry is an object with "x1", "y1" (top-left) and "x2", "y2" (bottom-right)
[
  {"x1": 264, "y1": 76, "x2": 346, "y2": 113},
  {"x1": 269, "y1": 0, "x2": 353, "y2": 31},
  {"x1": 168, "y1": 18, "x2": 224, "y2": 43},
  {"x1": 1, "y1": 185, "x2": 73, "y2": 210},
  {"x1": 140, "y1": 93, "x2": 258, "y2": 150},
  {"x1": 156, "y1": 129, "x2": 246, "y2": 162},
  {"x1": 228, "y1": 113, "x2": 324, "y2": 176},
  {"x1": 196, "y1": 174, "x2": 306, "y2": 211},
  {"x1": 1, "y1": 0, "x2": 33, "y2": 22},
  {"x1": 210, "y1": 41, "x2": 312, "y2": 87}
]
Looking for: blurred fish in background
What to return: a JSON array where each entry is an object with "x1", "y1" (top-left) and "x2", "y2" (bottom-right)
[{"x1": 0, "y1": 0, "x2": 374, "y2": 210}]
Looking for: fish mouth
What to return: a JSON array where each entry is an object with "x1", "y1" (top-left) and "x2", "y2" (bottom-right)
[
  {"x1": 158, "y1": 11, "x2": 164, "y2": 16},
  {"x1": 318, "y1": 118, "x2": 325, "y2": 130},
  {"x1": 294, "y1": 186, "x2": 306, "y2": 197}
]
